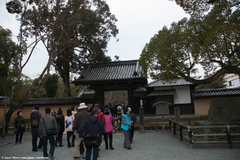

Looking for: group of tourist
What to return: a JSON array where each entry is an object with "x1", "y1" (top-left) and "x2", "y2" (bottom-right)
[{"x1": 13, "y1": 102, "x2": 137, "y2": 160}]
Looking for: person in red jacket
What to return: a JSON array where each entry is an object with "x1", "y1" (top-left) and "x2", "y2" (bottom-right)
[{"x1": 93, "y1": 103, "x2": 105, "y2": 123}]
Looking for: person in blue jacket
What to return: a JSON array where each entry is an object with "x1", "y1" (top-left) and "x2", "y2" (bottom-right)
[
  {"x1": 79, "y1": 110, "x2": 105, "y2": 160},
  {"x1": 121, "y1": 108, "x2": 133, "y2": 149}
]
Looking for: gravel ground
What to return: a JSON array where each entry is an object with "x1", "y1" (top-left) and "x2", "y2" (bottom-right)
[{"x1": 0, "y1": 130, "x2": 239, "y2": 160}]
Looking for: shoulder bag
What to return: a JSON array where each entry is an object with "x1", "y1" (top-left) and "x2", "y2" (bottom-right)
[
  {"x1": 84, "y1": 120, "x2": 100, "y2": 148},
  {"x1": 43, "y1": 117, "x2": 57, "y2": 136}
]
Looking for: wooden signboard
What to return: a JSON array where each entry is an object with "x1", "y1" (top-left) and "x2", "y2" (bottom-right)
[{"x1": 153, "y1": 101, "x2": 171, "y2": 130}]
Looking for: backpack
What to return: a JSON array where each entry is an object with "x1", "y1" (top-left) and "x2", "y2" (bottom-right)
[
  {"x1": 98, "y1": 112, "x2": 105, "y2": 126},
  {"x1": 31, "y1": 111, "x2": 39, "y2": 127},
  {"x1": 117, "y1": 106, "x2": 122, "y2": 113}
]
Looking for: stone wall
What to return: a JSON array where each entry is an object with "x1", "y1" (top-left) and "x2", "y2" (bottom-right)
[{"x1": 193, "y1": 121, "x2": 240, "y2": 142}]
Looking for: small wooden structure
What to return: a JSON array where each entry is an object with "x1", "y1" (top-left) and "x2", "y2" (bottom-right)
[{"x1": 153, "y1": 101, "x2": 171, "y2": 130}]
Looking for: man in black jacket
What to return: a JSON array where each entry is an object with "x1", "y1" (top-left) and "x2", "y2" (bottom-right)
[
  {"x1": 30, "y1": 105, "x2": 43, "y2": 152},
  {"x1": 52, "y1": 108, "x2": 65, "y2": 147},
  {"x1": 129, "y1": 107, "x2": 137, "y2": 143}
]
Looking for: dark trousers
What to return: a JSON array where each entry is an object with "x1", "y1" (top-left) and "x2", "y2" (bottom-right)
[
  {"x1": 16, "y1": 133, "x2": 23, "y2": 143},
  {"x1": 67, "y1": 131, "x2": 75, "y2": 146},
  {"x1": 56, "y1": 132, "x2": 63, "y2": 145},
  {"x1": 86, "y1": 146, "x2": 98, "y2": 160},
  {"x1": 31, "y1": 128, "x2": 43, "y2": 151},
  {"x1": 123, "y1": 130, "x2": 131, "y2": 148},
  {"x1": 129, "y1": 125, "x2": 135, "y2": 142},
  {"x1": 80, "y1": 141, "x2": 84, "y2": 154},
  {"x1": 104, "y1": 133, "x2": 113, "y2": 149},
  {"x1": 42, "y1": 135, "x2": 55, "y2": 157}
]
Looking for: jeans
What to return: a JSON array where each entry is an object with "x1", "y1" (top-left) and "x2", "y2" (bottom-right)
[
  {"x1": 42, "y1": 135, "x2": 55, "y2": 157},
  {"x1": 31, "y1": 128, "x2": 43, "y2": 151},
  {"x1": 86, "y1": 146, "x2": 98, "y2": 160}
]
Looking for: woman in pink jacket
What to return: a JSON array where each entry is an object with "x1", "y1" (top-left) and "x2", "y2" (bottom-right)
[{"x1": 103, "y1": 108, "x2": 114, "y2": 150}]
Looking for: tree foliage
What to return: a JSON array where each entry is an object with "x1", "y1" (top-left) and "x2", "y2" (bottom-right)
[
  {"x1": 195, "y1": 76, "x2": 226, "y2": 89},
  {"x1": 169, "y1": 0, "x2": 239, "y2": 15},
  {"x1": 140, "y1": 0, "x2": 240, "y2": 84},
  {"x1": 2, "y1": 0, "x2": 61, "y2": 133},
  {"x1": 43, "y1": 74, "x2": 59, "y2": 98},
  {"x1": 6, "y1": 0, "x2": 118, "y2": 97}
]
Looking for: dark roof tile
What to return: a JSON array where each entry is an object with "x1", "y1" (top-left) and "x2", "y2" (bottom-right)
[
  {"x1": 24, "y1": 92, "x2": 95, "y2": 105},
  {"x1": 148, "y1": 78, "x2": 192, "y2": 87},
  {"x1": 76, "y1": 60, "x2": 145, "y2": 83},
  {"x1": 193, "y1": 88, "x2": 240, "y2": 98}
]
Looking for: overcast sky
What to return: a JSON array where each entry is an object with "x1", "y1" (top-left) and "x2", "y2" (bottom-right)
[{"x1": 0, "y1": 0, "x2": 189, "y2": 79}]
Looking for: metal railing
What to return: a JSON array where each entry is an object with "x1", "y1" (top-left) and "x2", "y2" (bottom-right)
[{"x1": 169, "y1": 119, "x2": 240, "y2": 149}]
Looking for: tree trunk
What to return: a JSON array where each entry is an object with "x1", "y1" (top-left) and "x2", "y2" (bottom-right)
[
  {"x1": 62, "y1": 79, "x2": 71, "y2": 97},
  {"x1": 2, "y1": 105, "x2": 15, "y2": 135},
  {"x1": 56, "y1": 48, "x2": 72, "y2": 97}
]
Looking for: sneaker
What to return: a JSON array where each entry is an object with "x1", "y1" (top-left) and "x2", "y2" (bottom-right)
[
  {"x1": 59, "y1": 144, "x2": 64, "y2": 147},
  {"x1": 15, "y1": 142, "x2": 18, "y2": 145},
  {"x1": 49, "y1": 154, "x2": 54, "y2": 160},
  {"x1": 19, "y1": 142, "x2": 21, "y2": 144}
]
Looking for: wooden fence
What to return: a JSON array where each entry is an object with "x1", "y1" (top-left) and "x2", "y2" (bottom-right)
[{"x1": 169, "y1": 119, "x2": 240, "y2": 149}]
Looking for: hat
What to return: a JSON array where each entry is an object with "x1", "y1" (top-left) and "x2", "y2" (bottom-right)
[
  {"x1": 104, "y1": 108, "x2": 109, "y2": 113},
  {"x1": 128, "y1": 107, "x2": 131, "y2": 111},
  {"x1": 94, "y1": 103, "x2": 100, "y2": 109},
  {"x1": 78, "y1": 103, "x2": 88, "y2": 110}
]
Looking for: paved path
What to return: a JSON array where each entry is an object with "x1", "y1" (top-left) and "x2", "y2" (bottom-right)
[{"x1": 0, "y1": 130, "x2": 239, "y2": 160}]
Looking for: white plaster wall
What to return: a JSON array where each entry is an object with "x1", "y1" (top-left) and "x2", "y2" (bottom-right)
[
  {"x1": 224, "y1": 74, "x2": 240, "y2": 88},
  {"x1": 173, "y1": 86, "x2": 191, "y2": 104}
]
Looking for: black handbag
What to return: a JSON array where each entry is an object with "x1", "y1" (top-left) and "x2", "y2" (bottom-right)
[
  {"x1": 20, "y1": 124, "x2": 25, "y2": 131},
  {"x1": 84, "y1": 121, "x2": 100, "y2": 148},
  {"x1": 43, "y1": 118, "x2": 57, "y2": 136}
]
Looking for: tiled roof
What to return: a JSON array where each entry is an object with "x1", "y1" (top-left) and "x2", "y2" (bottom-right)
[
  {"x1": 76, "y1": 60, "x2": 145, "y2": 83},
  {"x1": 24, "y1": 93, "x2": 95, "y2": 105},
  {"x1": 148, "y1": 78, "x2": 193, "y2": 87},
  {"x1": 193, "y1": 88, "x2": 240, "y2": 98},
  {"x1": 78, "y1": 91, "x2": 95, "y2": 99}
]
